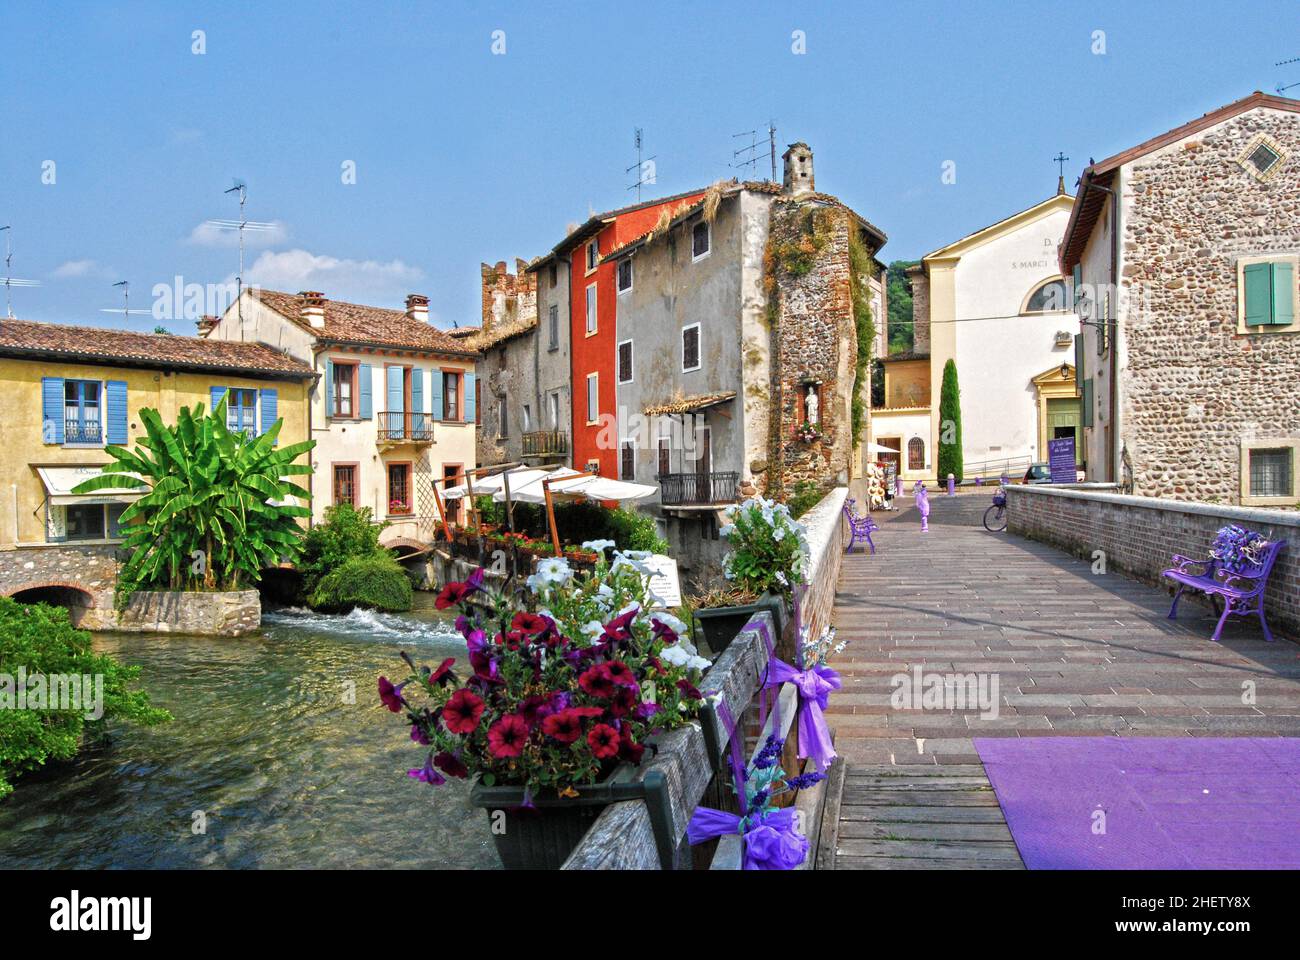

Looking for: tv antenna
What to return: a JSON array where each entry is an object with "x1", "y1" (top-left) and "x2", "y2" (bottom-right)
[
  {"x1": 206, "y1": 180, "x2": 277, "y2": 334},
  {"x1": 101, "y1": 280, "x2": 151, "y2": 319},
  {"x1": 730, "y1": 129, "x2": 760, "y2": 175},
  {"x1": 1277, "y1": 55, "x2": 1300, "y2": 93},
  {"x1": 625, "y1": 128, "x2": 657, "y2": 202},
  {"x1": 0, "y1": 226, "x2": 41, "y2": 319}
]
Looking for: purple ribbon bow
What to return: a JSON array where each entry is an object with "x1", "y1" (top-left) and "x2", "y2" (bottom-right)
[{"x1": 764, "y1": 657, "x2": 840, "y2": 771}]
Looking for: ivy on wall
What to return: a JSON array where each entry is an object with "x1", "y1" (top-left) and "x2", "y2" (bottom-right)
[{"x1": 847, "y1": 229, "x2": 877, "y2": 447}]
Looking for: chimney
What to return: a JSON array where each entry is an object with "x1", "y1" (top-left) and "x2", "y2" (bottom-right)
[
  {"x1": 299, "y1": 291, "x2": 326, "y2": 329},
  {"x1": 782, "y1": 142, "x2": 814, "y2": 197},
  {"x1": 405, "y1": 293, "x2": 430, "y2": 324},
  {"x1": 195, "y1": 314, "x2": 219, "y2": 337}
]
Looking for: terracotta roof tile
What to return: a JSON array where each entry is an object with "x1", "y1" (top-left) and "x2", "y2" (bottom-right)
[
  {"x1": 643, "y1": 390, "x2": 737, "y2": 416},
  {"x1": 0, "y1": 319, "x2": 312, "y2": 378},
  {"x1": 467, "y1": 317, "x2": 538, "y2": 351},
  {"x1": 251, "y1": 288, "x2": 474, "y2": 355}
]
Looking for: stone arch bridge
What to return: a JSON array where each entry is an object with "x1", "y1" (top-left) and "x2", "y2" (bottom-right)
[{"x1": 0, "y1": 544, "x2": 120, "y2": 630}]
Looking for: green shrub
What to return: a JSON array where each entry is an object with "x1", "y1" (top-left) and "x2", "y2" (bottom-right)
[
  {"x1": 299, "y1": 504, "x2": 386, "y2": 591},
  {"x1": 468, "y1": 499, "x2": 667, "y2": 554},
  {"x1": 0, "y1": 598, "x2": 170, "y2": 800},
  {"x1": 308, "y1": 553, "x2": 413, "y2": 613},
  {"x1": 938, "y1": 358, "x2": 964, "y2": 482},
  {"x1": 786, "y1": 480, "x2": 828, "y2": 519}
]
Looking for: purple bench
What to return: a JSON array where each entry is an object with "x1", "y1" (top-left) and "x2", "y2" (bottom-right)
[
  {"x1": 843, "y1": 497, "x2": 878, "y2": 554},
  {"x1": 1162, "y1": 539, "x2": 1285, "y2": 642}
]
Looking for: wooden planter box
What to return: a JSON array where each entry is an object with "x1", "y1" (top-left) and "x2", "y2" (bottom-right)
[{"x1": 693, "y1": 594, "x2": 786, "y2": 657}]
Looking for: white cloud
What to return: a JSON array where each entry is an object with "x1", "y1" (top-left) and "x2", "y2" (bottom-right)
[
  {"x1": 50, "y1": 259, "x2": 111, "y2": 279},
  {"x1": 188, "y1": 219, "x2": 289, "y2": 248},
  {"x1": 242, "y1": 248, "x2": 426, "y2": 303}
]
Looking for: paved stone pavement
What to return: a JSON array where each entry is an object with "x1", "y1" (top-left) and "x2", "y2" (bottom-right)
[{"x1": 820, "y1": 489, "x2": 1300, "y2": 869}]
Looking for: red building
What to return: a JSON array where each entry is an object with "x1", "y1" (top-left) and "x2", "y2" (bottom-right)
[{"x1": 554, "y1": 190, "x2": 706, "y2": 477}]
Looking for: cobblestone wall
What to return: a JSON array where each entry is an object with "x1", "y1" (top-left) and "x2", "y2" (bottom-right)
[
  {"x1": 1120, "y1": 108, "x2": 1300, "y2": 502},
  {"x1": 1007, "y1": 484, "x2": 1300, "y2": 637},
  {"x1": 0, "y1": 544, "x2": 118, "y2": 626}
]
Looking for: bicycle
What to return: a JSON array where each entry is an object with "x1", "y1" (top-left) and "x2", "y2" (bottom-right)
[{"x1": 983, "y1": 487, "x2": 1008, "y2": 532}]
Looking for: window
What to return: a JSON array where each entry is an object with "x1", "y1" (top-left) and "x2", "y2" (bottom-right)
[
  {"x1": 331, "y1": 361, "x2": 356, "y2": 417},
  {"x1": 333, "y1": 465, "x2": 357, "y2": 506},
  {"x1": 64, "y1": 503, "x2": 106, "y2": 541},
  {"x1": 1239, "y1": 257, "x2": 1298, "y2": 332},
  {"x1": 617, "y1": 339, "x2": 633, "y2": 384},
  {"x1": 64, "y1": 380, "x2": 102, "y2": 444},
  {"x1": 907, "y1": 437, "x2": 925, "y2": 470},
  {"x1": 443, "y1": 371, "x2": 461, "y2": 420},
  {"x1": 227, "y1": 388, "x2": 257, "y2": 435},
  {"x1": 586, "y1": 239, "x2": 599, "y2": 272},
  {"x1": 1242, "y1": 441, "x2": 1299, "y2": 505},
  {"x1": 682, "y1": 323, "x2": 701, "y2": 372},
  {"x1": 691, "y1": 220, "x2": 710, "y2": 260},
  {"x1": 620, "y1": 441, "x2": 635, "y2": 481},
  {"x1": 1023, "y1": 278, "x2": 1069, "y2": 314},
  {"x1": 387, "y1": 463, "x2": 411, "y2": 514},
  {"x1": 548, "y1": 263, "x2": 558, "y2": 288},
  {"x1": 585, "y1": 284, "x2": 597, "y2": 334},
  {"x1": 549, "y1": 392, "x2": 560, "y2": 428},
  {"x1": 657, "y1": 437, "x2": 671, "y2": 478},
  {"x1": 444, "y1": 465, "x2": 463, "y2": 523},
  {"x1": 586, "y1": 373, "x2": 599, "y2": 424},
  {"x1": 548, "y1": 304, "x2": 559, "y2": 350},
  {"x1": 522, "y1": 404, "x2": 532, "y2": 432},
  {"x1": 1237, "y1": 133, "x2": 1287, "y2": 182},
  {"x1": 617, "y1": 258, "x2": 633, "y2": 293},
  {"x1": 498, "y1": 398, "x2": 508, "y2": 438}
]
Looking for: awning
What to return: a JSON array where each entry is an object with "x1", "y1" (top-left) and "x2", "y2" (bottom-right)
[
  {"x1": 442, "y1": 466, "x2": 557, "y2": 500},
  {"x1": 865, "y1": 441, "x2": 900, "y2": 454},
  {"x1": 500, "y1": 470, "x2": 656, "y2": 505},
  {"x1": 489, "y1": 467, "x2": 585, "y2": 503},
  {"x1": 37, "y1": 466, "x2": 145, "y2": 506}
]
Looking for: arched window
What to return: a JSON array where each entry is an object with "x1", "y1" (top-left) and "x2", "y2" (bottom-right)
[
  {"x1": 1022, "y1": 277, "x2": 1069, "y2": 314},
  {"x1": 907, "y1": 437, "x2": 925, "y2": 470}
]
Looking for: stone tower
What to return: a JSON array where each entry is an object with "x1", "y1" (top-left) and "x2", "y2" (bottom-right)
[{"x1": 782, "y1": 142, "x2": 814, "y2": 196}]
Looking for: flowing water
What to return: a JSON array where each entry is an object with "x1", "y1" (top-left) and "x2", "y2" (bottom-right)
[{"x1": 0, "y1": 594, "x2": 499, "y2": 869}]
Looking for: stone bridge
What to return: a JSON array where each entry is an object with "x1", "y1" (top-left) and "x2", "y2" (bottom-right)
[{"x1": 0, "y1": 544, "x2": 119, "y2": 630}]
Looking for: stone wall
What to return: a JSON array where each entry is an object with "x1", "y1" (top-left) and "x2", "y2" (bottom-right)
[
  {"x1": 480, "y1": 258, "x2": 537, "y2": 332},
  {"x1": 0, "y1": 544, "x2": 118, "y2": 627},
  {"x1": 116, "y1": 590, "x2": 262, "y2": 637},
  {"x1": 909, "y1": 267, "x2": 930, "y2": 355},
  {"x1": 1007, "y1": 484, "x2": 1300, "y2": 637},
  {"x1": 1119, "y1": 107, "x2": 1300, "y2": 503},
  {"x1": 798, "y1": 486, "x2": 848, "y2": 642}
]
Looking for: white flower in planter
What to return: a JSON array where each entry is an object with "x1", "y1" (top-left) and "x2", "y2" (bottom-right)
[
  {"x1": 582, "y1": 539, "x2": 617, "y2": 554},
  {"x1": 581, "y1": 620, "x2": 604, "y2": 644}
]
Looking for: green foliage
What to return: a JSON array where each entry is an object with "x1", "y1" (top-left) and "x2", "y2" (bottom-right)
[
  {"x1": 0, "y1": 598, "x2": 170, "y2": 800},
  {"x1": 721, "y1": 498, "x2": 809, "y2": 598},
  {"x1": 886, "y1": 260, "x2": 918, "y2": 353},
  {"x1": 786, "y1": 480, "x2": 828, "y2": 519},
  {"x1": 309, "y1": 553, "x2": 413, "y2": 613},
  {"x1": 938, "y1": 358, "x2": 964, "y2": 482},
  {"x1": 847, "y1": 230, "x2": 878, "y2": 446},
  {"x1": 469, "y1": 500, "x2": 667, "y2": 554},
  {"x1": 299, "y1": 503, "x2": 386, "y2": 595},
  {"x1": 72, "y1": 396, "x2": 314, "y2": 596}
]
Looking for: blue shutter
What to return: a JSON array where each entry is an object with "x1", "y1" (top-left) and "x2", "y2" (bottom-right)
[
  {"x1": 1271, "y1": 261, "x2": 1295, "y2": 326},
  {"x1": 464, "y1": 372, "x2": 476, "y2": 424},
  {"x1": 324, "y1": 361, "x2": 333, "y2": 417},
  {"x1": 411, "y1": 366, "x2": 424, "y2": 413},
  {"x1": 106, "y1": 380, "x2": 128, "y2": 445},
  {"x1": 386, "y1": 367, "x2": 404, "y2": 437},
  {"x1": 210, "y1": 386, "x2": 227, "y2": 414},
  {"x1": 358, "y1": 364, "x2": 373, "y2": 419},
  {"x1": 259, "y1": 388, "x2": 278, "y2": 440},
  {"x1": 1243, "y1": 262, "x2": 1272, "y2": 326},
  {"x1": 430, "y1": 369, "x2": 444, "y2": 422},
  {"x1": 42, "y1": 377, "x2": 64, "y2": 444}
]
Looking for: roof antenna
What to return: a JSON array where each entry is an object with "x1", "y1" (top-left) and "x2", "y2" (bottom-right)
[
  {"x1": 0, "y1": 226, "x2": 41, "y2": 320},
  {"x1": 625, "y1": 128, "x2": 656, "y2": 202},
  {"x1": 1276, "y1": 55, "x2": 1300, "y2": 93},
  {"x1": 730, "y1": 129, "x2": 760, "y2": 175},
  {"x1": 206, "y1": 180, "x2": 277, "y2": 339},
  {"x1": 102, "y1": 280, "x2": 150, "y2": 321}
]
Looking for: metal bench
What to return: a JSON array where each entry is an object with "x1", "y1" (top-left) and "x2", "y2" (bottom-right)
[
  {"x1": 842, "y1": 497, "x2": 878, "y2": 554},
  {"x1": 1162, "y1": 538, "x2": 1285, "y2": 642}
]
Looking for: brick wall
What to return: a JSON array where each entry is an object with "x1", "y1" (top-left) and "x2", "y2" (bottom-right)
[{"x1": 1007, "y1": 484, "x2": 1300, "y2": 636}]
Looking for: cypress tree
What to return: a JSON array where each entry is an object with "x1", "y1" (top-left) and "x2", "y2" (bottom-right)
[{"x1": 937, "y1": 358, "x2": 963, "y2": 482}]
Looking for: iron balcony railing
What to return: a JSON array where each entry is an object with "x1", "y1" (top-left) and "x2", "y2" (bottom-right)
[
  {"x1": 658, "y1": 471, "x2": 739, "y2": 506},
  {"x1": 65, "y1": 419, "x2": 102, "y2": 444},
  {"x1": 378, "y1": 411, "x2": 435, "y2": 442},
  {"x1": 522, "y1": 429, "x2": 569, "y2": 457}
]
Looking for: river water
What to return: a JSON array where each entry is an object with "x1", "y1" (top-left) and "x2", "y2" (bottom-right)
[{"x1": 0, "y1": 594, "x2": 499, "y2": 869}]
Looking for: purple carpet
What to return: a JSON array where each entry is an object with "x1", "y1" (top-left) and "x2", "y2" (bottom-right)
[{"x1": 973, "y1": 737, "x2": 1300, "y2": 869}]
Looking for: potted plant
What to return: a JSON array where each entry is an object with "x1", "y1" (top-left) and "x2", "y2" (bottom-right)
[
  {"x1": 379, "y1": 548, "x2": 712, "y2": 870},
  {"x1": 690, "y1": 496, "x2": 810, "y2": 654},
  {"x1": 794, "y1": 421, "x2": 823, "y2": 443}
]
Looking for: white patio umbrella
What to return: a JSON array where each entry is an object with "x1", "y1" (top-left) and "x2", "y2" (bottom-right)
[
  {"x1": 442, "y1": 466, "x2": 552, "y2": 500},
  {"x1": 865, "y1": 441, "x2": 900, "y2": 454},
  {"x1": 506, "y1": 472, "x2": 657, "y2": 504},
  {"x1": 489, "y1": 467, "x2": 585, "y2": 503}
]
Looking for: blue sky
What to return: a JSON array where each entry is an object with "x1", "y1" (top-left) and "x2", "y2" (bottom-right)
[{"x1": 2, "y1": 0, "x2": 1297, "y2": 332}]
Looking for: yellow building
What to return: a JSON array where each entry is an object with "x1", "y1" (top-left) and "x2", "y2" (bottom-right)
[{"x1": 0, "y1": 319, "x2": 313, "y2": 553}]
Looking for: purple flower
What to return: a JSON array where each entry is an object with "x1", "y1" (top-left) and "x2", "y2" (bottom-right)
[
  {"x1": 786, "y1": 771, "x2": 827, "y2": 790},
  {"x1": 408, "y1": 754, "x2": 446, "y2": 786},
  {"x1": 378, "y1": 676, "x2": 407, "y2": 713},
  {"x1": 635, "y1": 701, "x2": 661, "y2": 720}
]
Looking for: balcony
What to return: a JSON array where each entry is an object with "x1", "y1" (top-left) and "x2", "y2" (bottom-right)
[
  {"x1": 658, "y1": 471, "x2": 739, "y2": 507},
  {"x1": 377, "y1": 411, "x2": 435, "y2": 444},
  {"x1": 65, "y1": 419, "x2": 102, "y2": 444},
  {"x1": 522, "y1": 429, "x2": 569, "y2": 458}
]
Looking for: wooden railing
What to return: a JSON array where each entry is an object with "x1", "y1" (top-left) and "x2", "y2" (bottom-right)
[
  {"x1": 377, "y1": 411, "x2": 435, "y2": 442},
  {"x1": 658, "y1": 471, "x2": 739, "y2": 506},
  {"x1": 522, "y1": 429, "x2": 569, "y2": 457}
]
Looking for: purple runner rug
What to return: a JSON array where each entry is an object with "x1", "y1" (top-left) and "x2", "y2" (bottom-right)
[{"x1": 973, "y1": 737, "x2": 1300, "y2": 869}]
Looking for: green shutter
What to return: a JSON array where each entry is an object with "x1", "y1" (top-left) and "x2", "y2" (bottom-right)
[
  {"x1": 1270, "y1": 261, "x2": 1295, "y2": 326},
  {"x1": 1074, "y1": 333, "x2": 1085, "y2": 389},
  {"x1": 1243, "y1": 262, "x2": 1272, "y2": 326},
  {"x1": 1072, "y1": 264, "x2": 1083, "y2": 306},
  {"x1": 1082, "y1": 378, "x2": 1095, "y2": 428}
]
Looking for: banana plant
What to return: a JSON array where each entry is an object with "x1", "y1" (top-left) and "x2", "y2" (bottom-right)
[{"x1": 73, "y1": 396, "x2": 315, "y2": 593}]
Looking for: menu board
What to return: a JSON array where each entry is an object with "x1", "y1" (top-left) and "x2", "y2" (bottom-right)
[{"x1": 1048, "y1": 437, "x2": 1076, "y2": 484}]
